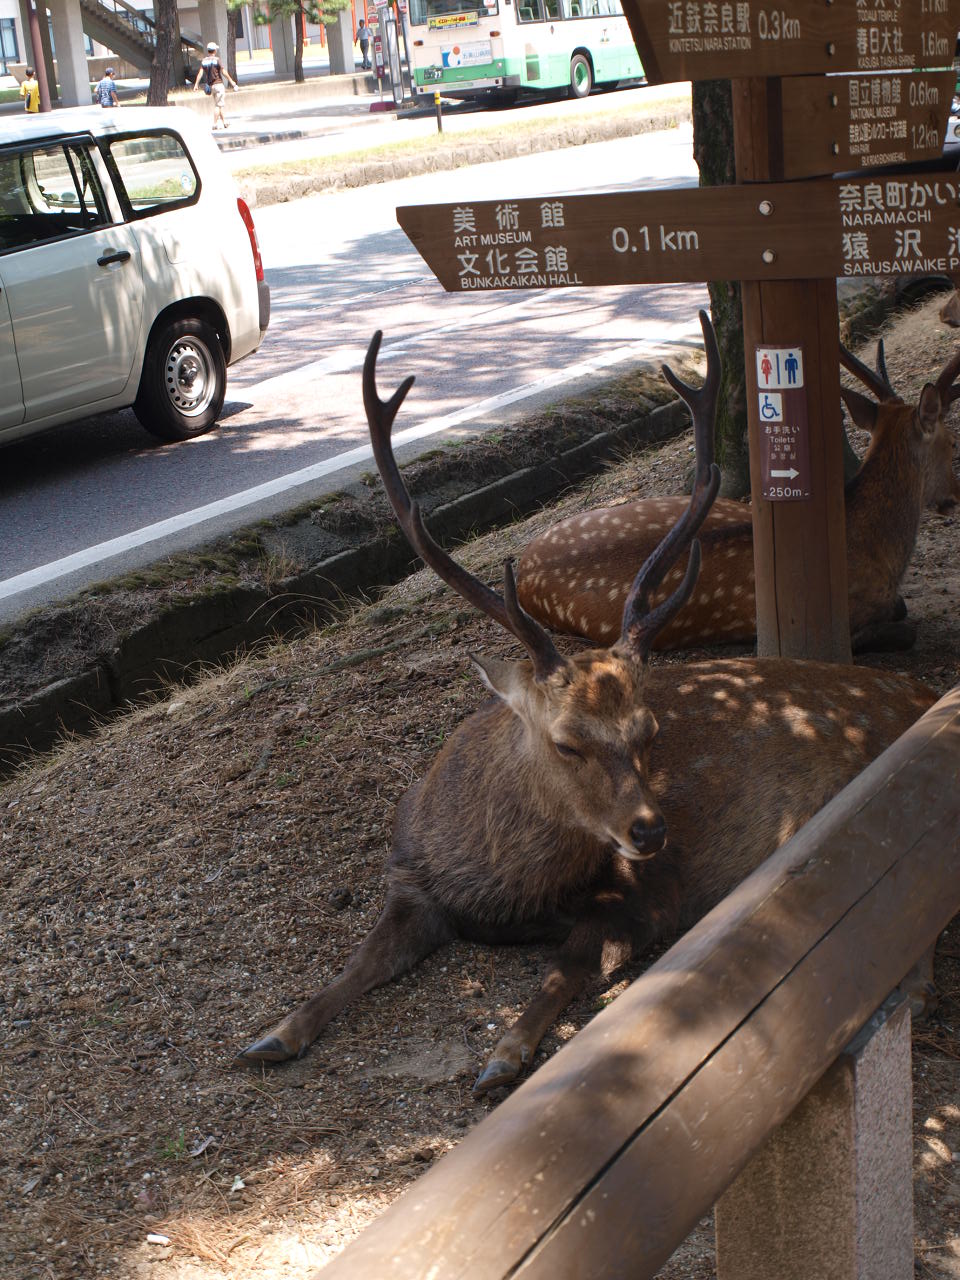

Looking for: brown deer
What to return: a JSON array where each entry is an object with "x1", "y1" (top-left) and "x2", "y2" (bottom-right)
[
  {"x1": 239, "y1": 315, "x2": 935, "y2": 1095},
  {"x1": 514, "y1": 341, "x2": 960, "y2": 653}
]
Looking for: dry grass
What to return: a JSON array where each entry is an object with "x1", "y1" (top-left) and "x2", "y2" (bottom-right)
[{"x1": 1, "y1": 296, "x2": 959, "y2": 1279}]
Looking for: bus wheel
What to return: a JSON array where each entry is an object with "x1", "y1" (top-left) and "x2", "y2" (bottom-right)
[{"x1": 569, "y1": 54, "x2": 592, "y2": 98}]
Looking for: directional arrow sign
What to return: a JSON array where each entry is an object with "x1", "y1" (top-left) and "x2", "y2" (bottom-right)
[
  {"x1": 622, "y1": 0, "x2": 960, "y2": 85},
  {"x1": 397, "y1": 173, "x2": 960, "y2": 291},
  {"x1": 779, "y1": 70, "x2": 956, "y2": 179}
]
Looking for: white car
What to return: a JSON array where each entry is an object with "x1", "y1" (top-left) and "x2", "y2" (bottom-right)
[{"x1": 0, "y1": 105, "x2": 269, "y2": 444}]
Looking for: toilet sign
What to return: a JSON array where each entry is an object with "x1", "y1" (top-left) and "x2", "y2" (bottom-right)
[{"x1": 755, "y1": 345, "x2": 811, "y2": 501}]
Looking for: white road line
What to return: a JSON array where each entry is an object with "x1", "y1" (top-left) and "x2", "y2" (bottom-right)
[{"x1": 0, "y1": 329, "x2": 701, "y2": 602}]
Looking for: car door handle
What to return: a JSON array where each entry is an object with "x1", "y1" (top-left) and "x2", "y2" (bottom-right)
[{"x1": 97, "y1": 249, "x2": 131, "y2": 266}]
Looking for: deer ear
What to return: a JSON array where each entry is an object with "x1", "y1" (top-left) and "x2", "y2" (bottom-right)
[
  {"x1": 839, "y1": 385, "x2": 879, "y2": 434},
  {"x1": 470, "y1": 653, "x2": 533, "y2": 708},
  {"x1": 917, "y1": 383, "x2": 941, "y2": 437}
]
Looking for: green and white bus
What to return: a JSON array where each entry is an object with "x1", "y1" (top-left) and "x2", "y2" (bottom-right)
[{"x1": 407, "y1": 0, "x2": 643, "y2": 104}]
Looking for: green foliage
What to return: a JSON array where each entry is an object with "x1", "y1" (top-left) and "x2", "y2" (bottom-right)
[{"x1": 238, "y1": 0, "x2": 349, "y2": 24}]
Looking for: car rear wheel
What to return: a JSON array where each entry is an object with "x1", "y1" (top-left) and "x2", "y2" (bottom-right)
[
  {"x1": 134, "y1": 318, "x2": 226, "y2": 442},
  {"x1": 569, "y1": 54, "x2": 592, "y2": 99}
]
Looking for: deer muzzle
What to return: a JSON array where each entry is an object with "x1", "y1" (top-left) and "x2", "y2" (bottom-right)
[{"x1": 629, "y1": 814, "x2": 667, "y2": 857}]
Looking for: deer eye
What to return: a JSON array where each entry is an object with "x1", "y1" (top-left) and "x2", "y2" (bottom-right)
[{"x1": 554, "y1": 741, "x2": 585, "y2": 762}]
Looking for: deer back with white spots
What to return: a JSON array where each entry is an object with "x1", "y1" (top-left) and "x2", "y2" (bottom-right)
[
  {"x1": 516, "y1": 341, "x2": 960, "y2": 653},
  {"x1": 237, "y1": 316, "x2": 936, "y2": 1096}
]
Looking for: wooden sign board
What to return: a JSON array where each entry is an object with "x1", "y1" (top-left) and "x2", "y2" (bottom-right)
[
  {"x1": 623, "y1": 0, "x2": 960, "y2": 85},
  {"x1": 398, "y1": 173, "x2": 960, "y2": 289},
  {"x1": 780, "y1": 70, "x2": 955, "y2": 179}
]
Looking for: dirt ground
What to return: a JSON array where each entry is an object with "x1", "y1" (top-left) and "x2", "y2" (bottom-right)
[{"x1": 2, "y1": 295, "x2": 959, "y2": 1280}]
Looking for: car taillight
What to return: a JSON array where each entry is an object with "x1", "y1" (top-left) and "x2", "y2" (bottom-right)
[{"x1": 237, "y1": 197, "x2": 264, "y2": 283}]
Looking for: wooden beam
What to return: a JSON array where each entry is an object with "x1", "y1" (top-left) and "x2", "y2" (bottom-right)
[
  {"x1": 315, "y1": 687, "x2": 960, "y2": 1280},
  {"x1": 734, "y1": 76, "x2": 852, "y2": 663}
]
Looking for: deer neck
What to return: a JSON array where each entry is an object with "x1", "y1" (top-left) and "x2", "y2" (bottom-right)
[{"x1": 844, "y1": 425, "x2": 925, "y2": 617}]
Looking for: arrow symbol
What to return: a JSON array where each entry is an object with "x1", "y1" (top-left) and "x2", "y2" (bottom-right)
[{"x1": 771, "y1": 467, "x2": 800, "y2": 479}]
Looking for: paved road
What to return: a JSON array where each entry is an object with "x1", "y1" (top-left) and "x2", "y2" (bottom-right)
[{"x1": 0, "y1": 115, "x2": 702, "y2": 623}]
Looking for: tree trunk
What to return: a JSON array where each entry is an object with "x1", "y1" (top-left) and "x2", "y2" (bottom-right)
[
  {"x1": 147, "y1": 0, "x2": 177, "y2": 104},
  {"x1": 295, "y1": 2, "x2": 305, "y2": 81},
  {"x1": 227, "y1": 6, "x2": 240, "y2": 82},
  {"x1": 691, "y1": 80, "x2": 750, "y2": 498}
]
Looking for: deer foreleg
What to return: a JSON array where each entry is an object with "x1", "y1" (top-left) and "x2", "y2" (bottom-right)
[
  {"x1": 473, "y1": 860, "x2": 682, "y2": 1096},
  {"x1": 239, "y1": 888, "x2": 453, "y2": 1065},
  {"x1": 472, "y1": 946, "x2": 597, "y2": 1095}
]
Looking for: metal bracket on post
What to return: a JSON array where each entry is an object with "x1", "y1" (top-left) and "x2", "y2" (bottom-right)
[{"x1": 715, "y1": 992, "x2": 914, "y2": 1280}]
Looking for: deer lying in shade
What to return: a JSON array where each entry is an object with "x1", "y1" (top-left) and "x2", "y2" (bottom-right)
[
  {"x1": 239, "y1": 314, "x2": 935, "y2": 1095},
  {"x1": 515, "y1": 341, "x2": 960, "y2": 653}
]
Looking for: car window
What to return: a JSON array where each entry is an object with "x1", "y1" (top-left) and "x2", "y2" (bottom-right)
[
  {"x1": 0, "y1": 142, "x2": 111, "y2": 253},
  {"x1": 103, "y1": 132, "x2": 199, "y2": 218}
]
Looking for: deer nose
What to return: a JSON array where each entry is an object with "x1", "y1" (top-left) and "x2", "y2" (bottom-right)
[{"x1": 630, "y1": 816, "x2": 666, "y2": 855}]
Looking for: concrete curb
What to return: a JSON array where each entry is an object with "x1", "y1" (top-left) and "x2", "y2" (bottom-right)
[
  {"x1": 0, "y1": 397, "x2": 687, "y2": 772},
  {"x1": 170, "y1": 70, "x2": 378, "y2": 118},
  {"x1": 237, "y1": 103, "x2": 690, "y2": 206}
]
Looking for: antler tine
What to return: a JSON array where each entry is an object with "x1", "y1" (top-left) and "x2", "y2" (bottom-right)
[
  {"x1": 874, "y1": 339, "x2": 896, "y2": 399},
  {"x1": 660, "y1": 307, "x2": 721, "y2": 481},
  {"x1": 839, "y1": 341, "x2": 898, "y2": 402},
  {"x1": 363, "y1": 331, "x2": 565, "y2": 680},
  {"x1": 618, "y1": 310, "x2": 722, "y2": 660}
]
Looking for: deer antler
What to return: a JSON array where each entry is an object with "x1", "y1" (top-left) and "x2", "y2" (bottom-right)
[
  {"x1": 839, "y1": 340, "x2": 898, "y2": 402},
  {"x1": 363, "y1": 330, "x2": 565, "y2": 681},
  {"x1": 618, "y1": 309, "x2": 722, "y2": 660}
]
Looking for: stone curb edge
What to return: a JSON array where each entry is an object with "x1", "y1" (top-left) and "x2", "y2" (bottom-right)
[
  {"x1": 0, "y1": 398, "x2": 688, "y2": 772},
  {"x1": 239, "y1": 104, "x2": 690, "y2": 207}
]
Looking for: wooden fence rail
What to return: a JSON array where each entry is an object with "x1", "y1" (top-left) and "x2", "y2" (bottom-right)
[{"x1": 317, "y1": 685, "x2": 960, "y2": 1280}]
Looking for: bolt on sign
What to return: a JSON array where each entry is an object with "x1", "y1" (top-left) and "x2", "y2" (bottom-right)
[
  {"x1": 622, "y1": 0, "x2": 960, "y2": 86},
  {"x1": 397, "y1": 173, "x2": 960, "y2": 290},
  {"x1": 779, "y1": 69, "x2": 955, "y2": 179},
  {"x1": 755, "y1": 346, "x2": 811, "y2": 500}
]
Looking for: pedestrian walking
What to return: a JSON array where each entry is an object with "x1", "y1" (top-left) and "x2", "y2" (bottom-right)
[
  {"x1": 194, "y1": 42, "x2": 238, "y2": 131},
  {"x1": 94, "y1": 67, "x2": 119, "y2": 108},
  {"x1": 356, "y1": 19, "x2": 371, "y2": 70},
  {"x1": 19, "y1": 66, "x2": 39, "y2": 112}
]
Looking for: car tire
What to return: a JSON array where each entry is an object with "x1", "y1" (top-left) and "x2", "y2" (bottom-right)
[
  {"x1": 134, "y1": 318, "x2": 226, "y2": 442},
  {"x1": 569, "y1": 54, "x2": 592, "y2": 99}
]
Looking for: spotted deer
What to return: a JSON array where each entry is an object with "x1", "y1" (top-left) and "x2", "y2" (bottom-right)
[
  {"x1": 239, "y1": 315, "x2": 934, "y2": 1094},
  {"x1": 515, "y1": 341, "x2": 960, "y2": 653}
]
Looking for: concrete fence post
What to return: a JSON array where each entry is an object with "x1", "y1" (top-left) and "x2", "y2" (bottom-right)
[{"x1": 715, "y1": 993, "x2": 913, "y2": 1280}]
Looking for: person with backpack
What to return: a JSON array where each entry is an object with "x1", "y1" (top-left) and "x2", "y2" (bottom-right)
[
  {"x1": 193, "y1": 42, "x2": 238, "y2": 131},
  {"x1": 19, "y1": 66, "x2": 39, "y2": 112}
]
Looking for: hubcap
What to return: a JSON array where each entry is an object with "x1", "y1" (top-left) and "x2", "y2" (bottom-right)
[{"x1": 163, "y1": 338, "x2": 216, "y2": 418}]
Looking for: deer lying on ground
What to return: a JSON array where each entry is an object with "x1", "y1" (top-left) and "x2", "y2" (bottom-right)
[
  {"x1": 514, "y1": 341, "x2": 960, "y2": 653},
  {"x1": 239, "y1": 315, "x2": 935, "y2": 1095}
]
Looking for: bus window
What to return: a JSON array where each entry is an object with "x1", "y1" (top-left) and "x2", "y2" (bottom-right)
[
  {"x1": 409, "y1": 0, "x2": 497, "y2": 25},
  {"x1": 544, "y1": 0, "x2": 560, "y2": 17},
  {"x1": 518, "y1": 0, "x2": 545, "y2": 20}
]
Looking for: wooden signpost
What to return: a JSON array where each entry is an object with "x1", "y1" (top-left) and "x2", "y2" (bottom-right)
[
  {"x1": 623, "y1": 0, "x2": 959, "y2": 85},
  {"x1": 398, "y1": 173, "x2": 960, "y2": 288},
  {"x1": 779, "y1": 70, "x2": 954, "y2": 179},
  {"x1": 396, "y1": 0, "x2": 960, "y2": 663}
]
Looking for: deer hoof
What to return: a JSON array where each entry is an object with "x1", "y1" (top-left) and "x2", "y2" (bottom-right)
[
  {"x1": 904, "y1": 979, "x2": 940, "y2": 1022},
  {"x1": 472, "y1": 1057, "x2": 520, "y2": 1095},
  {"x1": 237, "y1": 1034, "x2": 300, "y2": 1064}
]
